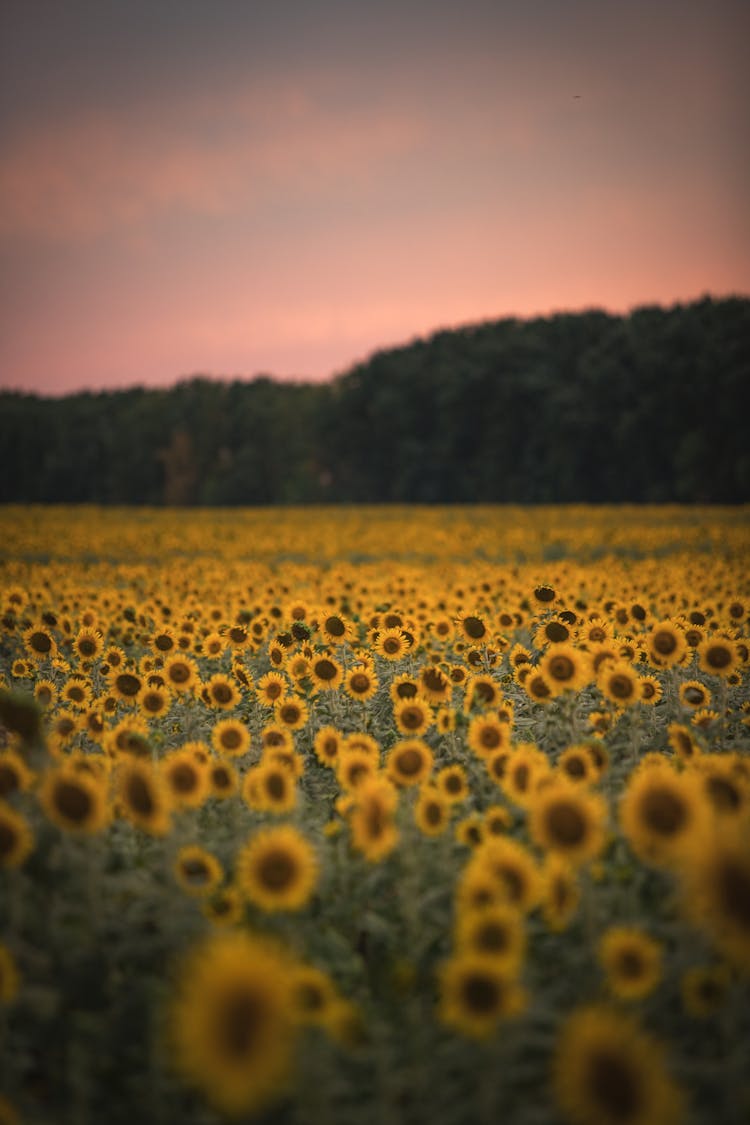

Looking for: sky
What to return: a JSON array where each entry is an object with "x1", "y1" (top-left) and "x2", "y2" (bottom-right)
[{"x1": 1, "y1": 0, "x2": 748, "y2": 396}]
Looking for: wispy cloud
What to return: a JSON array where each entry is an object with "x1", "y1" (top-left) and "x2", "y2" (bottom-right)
[{"x1": 0, "y1": 78, "x2": 427, "y2": 242}]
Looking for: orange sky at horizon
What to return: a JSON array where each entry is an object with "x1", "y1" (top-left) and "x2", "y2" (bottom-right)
[{"x1": 1, "y1": 0, "x2": 748, "y2": 396}]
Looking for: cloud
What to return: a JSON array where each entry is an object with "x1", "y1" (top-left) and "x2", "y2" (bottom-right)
[{"x1": 0, "y1": 77, "x2": 427, "y2": 242}]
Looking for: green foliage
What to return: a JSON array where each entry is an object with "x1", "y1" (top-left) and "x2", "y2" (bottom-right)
[{"x1": 1, "y1": 296, "x2": 748, "y2": 503}]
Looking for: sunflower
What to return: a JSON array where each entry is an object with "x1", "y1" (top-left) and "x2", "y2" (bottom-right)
[
  {"x1": 174, "y1": 845, "x2": 224, "y2": 897},
  {"x1": 389, "y1": 673, "x2": 419, "y2": 704},
  {"x1": 250, "y1": 760, "x2": 297, "y2": 814},
  {"x1": 598, "y1": 927, "x2": 663, "y2": 1000},
  {"x1": 105, "y1": 716, "x2": 151, "y2": 759},
  {"x1": 691, "y1": 707, "x2": 721, "y2": 732},
  {"x1": 509, "y1": 643, "x2": 533, "y2": 670},
  {"x1": 149, "y1": 625, "x2": 176, "y2": 657},
  {"x1": 470, "y1": 836, "x2": 542, "y2": 913},
  {"x1": 313, "y1": 725, "x2": 343, "y2": 768},
  {"x1": 502, "y1": 743, "x2": 551, "y2": 809},
  {"x1": 542, "y1": 854, "x2": 580, "y2": 932},
  {"x1": 539, "y1": 644, "x2": 590, "y2": 697},
  {"x1": 558, "y1": 745, "x2": 596, "y2": 785},
  {"x1": 455, "y1": 815, "x2": 485, "y2": 849},
  {"x1": 386, "y1": 739, "x2": 433, "y2": 787},
  {"x1": 436, "y1": 764, "x2": 470, "y2": 804},
  {"x1": 430, "y1": 614, "x2": 455, "y2": 642},
  {"x1": 209, "y1": 759, "x2": 239, "y2": 799},
  {"x1": 267, "y1": 641, "x2": 286, "y2": 669},
  {"x1": 483, "y1": 747, "x2": 511, "y2": 790},
  {"x1": 260, "y1": 723, "x2": 294, "y2": 754},
  {"x1": 161, "y1": 654, "x2": 199, "y2": 694},
  {"x1": 39, "y1": 768, "x2": 109, "y2": 834},
  {"x1": 598, "y1": 661, "x2": 642, "y2": 708},
  {"x1": 320, "y1": 612, "x2": 354, "y2": 646},
  {"x1": 418, "y1": 664, "x2": 452, "y2": 704},
  {"x1": 464, "y1": 673, "x2": 503, "y2": 711},
  {"x1": 638, "y1": 675, "x2": 662, "y2": 705},
  {"x1": 620, "y1": 763, "x2": 708, "y2": 867},
  {"x1": 209, "y1": 718, "x2": 249, "y2": 759},
  {"x1": 0, "y1": 802, "x2": 34, "y2": 868},
  {"x1": 137, "y1": 682, "x2": 172, "y2": 719},
  {"x1": 33, "y1": 679, "x2": 58, "y2": 708},
  {"x1": 201, "y1": 631, "x2": 227, "y2": 659},
  {"x1": 528, "y1": 781, "x2": 607, "y2": 866},
  {"x1": 583, "y1": 740, "x2": 609, "y2": 778},
  {"x1": 224, "y1": 622, "x2": 254, "y2": 651},
  {"x1": 372, "y1": 627, "x2": 409, "y2": 662},
  {"x1": 534, "y1": 615, "x2": 574, "y2": 649},
  {"x1": 666, "y1": 722, "x2": 700, "y2": 763},
  {"x1": 578, "y1": 616, "x2": 614, "y2": 646},
  {"x1": 343, "y1": 665, "x2": 379, "y2": 702},
  {"x1": 289, "y1": 964, "x2": 339, "y2": 1028},
  {"x1": 116, "y1": 759, "x2": 171, "y2": 835},
  {"x1": 679, "y1": 825, "x2": 750, "y2": 970},
  {"x1": 68, "y1": 750, "x2": 109, "y2": 783},
  {"x1": 436, "y1": 707, "x2": 457, "y2": 733},
  {"x1": 696, "y1": 635, "x2": 739, "y2": 678},
  {"x1": 22, "y1": 624, "x2": 57, "y2": 662},
  {"x1": 524, "y1": 671, "x2": 553, "y2": 704},
  {"x1": 232, "y1": 660, "x2": 253, "y2": 690},
  {"x1": 393, "y1": 696, "x2": 433, "y2": 736},
  {"x1": 457, "y1": 613, "x2": 490, "y2": 645},
  {"x1": 455, "y1": 862, "x2": 508, "y2": 912},
  {"x1": 161, "y1": 748, "x2": 210, "y2": 810},
  {"x1": 553, "y1": 1004, "x2": 683, "y2": 1125},
  {"x1": 680, "y1": 964, "x2": 731, "y2": 1018},
  {"x1": 236, "y1": 825, "x2": 318, "y2": 912},
  {"x1": 683, "y1": 622, "x2": 705, "y2": 649},
  {"x1": 483, "y1": 804, "x2": 512, "y2": 837},
  {"x1": 414, "y1": 786, "x2": 451, "y2": 836},
  {"x1": 532, "y1": 583, "x2": 557, "y2": 606},
  {"x1": 46, "y1": 708, "x2": 81, "y2": 754},
  {"x1": 645, "y1": 620, "x2": 687, "y2": 669},
  {"x1": 448, "y1": 663, "x2": 470, "y2": 688},
  {"x1": 468, "y1": 714, "x2": 511, "y2": 760},
  {"x1": 438, "y1": 954, "x2": 526, "y2": 1039},
  {"x1": 678, "y1": 680, "x2": 711, "y2": 710},
  {"x1": 204, "y1": 673, "x2": 241, "y2": 711},
  {"x1": 70, "y1": 627, "x2": 102, "y2": 664},
  {"x1": 349, "y1": 775, "x2": 399, "y2": 861},
  {"x1": 102, "y1": 644, "x2": 126, "y2": 672},
  {"x1": 274, "y1": 696, "x2": 309, "y2": 731},
  {"x1": 337, "y1": 748, "x2": 378, "y2": 791},
  {"x1": 60, "y1": 677, "x2": 91, "y2": 711},
  {"x1": 284, "y1": 652, "x2": 311, "y2": 684},
  {"x1": 168, "y1": 930, "x2": 296, "y2": 1116},
  {"x1": 0, "y1": 751, "x2": 34, "y2": 799},
  {"x1": 692, "y1": 754, "x2": 749, "y2": 819},
  {"x1": 587, "y1": 642, "x2": 620, "y2": 676},
  {"x1": 309, "y1": 654, "x2": 344, "y2": 690},
  {"x1": 202, "y1": 886, "x2": 245, "y2": 928},
  {"x1": 107, "y1": 668, "x2": 143, "y2": 704},
  {"x1": 454, "y1": 904, "x2": 525, "y2": 970}
]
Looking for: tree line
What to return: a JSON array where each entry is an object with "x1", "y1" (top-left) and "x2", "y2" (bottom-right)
[{"x1": 1, "y1": 296, "x2": 748, "y2": 505}]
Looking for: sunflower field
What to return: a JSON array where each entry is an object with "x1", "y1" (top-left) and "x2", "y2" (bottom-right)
[{"x1": 1, "y1": 504, "x2": 749, "y2": 1125}]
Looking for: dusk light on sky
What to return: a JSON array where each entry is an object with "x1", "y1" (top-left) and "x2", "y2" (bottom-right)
[{"x1": 1, "y1": 0, "x2": 748, "y2": 396}]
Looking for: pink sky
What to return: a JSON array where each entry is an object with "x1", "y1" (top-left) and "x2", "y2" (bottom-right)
[{"x1": 1, "y1": 0, "x2": 748, "y2": 395}]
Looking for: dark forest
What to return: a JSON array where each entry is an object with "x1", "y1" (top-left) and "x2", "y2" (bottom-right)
[{"x1": 1, "y1": 296, "x2": 747, "y2": 505}]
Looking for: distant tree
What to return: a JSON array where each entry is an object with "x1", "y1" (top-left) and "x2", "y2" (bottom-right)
[
  {"x1": 158, "y1": 428, "x2": 197, "y2": 506},
  {"x1": 1, "y1": 297, "x2": 747, "y2": 505}
]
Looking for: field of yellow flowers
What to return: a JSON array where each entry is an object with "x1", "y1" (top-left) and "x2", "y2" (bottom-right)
[{"x1": 1, "y1": 504, "x2": 749, "y2": 1125}]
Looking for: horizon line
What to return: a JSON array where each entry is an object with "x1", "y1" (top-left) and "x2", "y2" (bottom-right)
[{"x1": 1, "y1": 289, "x2": 746, "y2": 401}]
